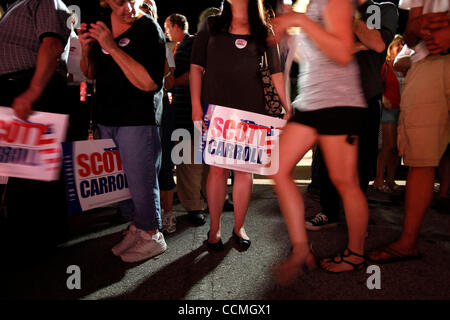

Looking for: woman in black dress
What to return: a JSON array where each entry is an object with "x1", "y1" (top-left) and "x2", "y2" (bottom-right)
[{"x1": 190, "y1": 0, "x2": 290, "y2": 250}]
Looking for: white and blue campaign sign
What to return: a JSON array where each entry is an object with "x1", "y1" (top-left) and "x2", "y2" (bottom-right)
[
  {"x1": 62, "y1": 139, "x2": 131, "y2": 214},
  {"x1": 197, "y1": 105, "x2": 287, "y2": 175},
  {"x1": 0, "y1": 106, "x2": 68, "y2": 181}
]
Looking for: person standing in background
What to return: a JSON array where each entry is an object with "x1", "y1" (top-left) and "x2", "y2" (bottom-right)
[
  {"x1": 165, "y1": 13, "x2": 208, "y2": 227},
  {"x1": 373, "y1": 35, "x2": 406, "y2": 193},
  {"x1": 369, "y1": 0, "x2": 449, "y2": 264},
  {"x1": 305, "y1": 0, "x2": 398, "y2": 230},
  {"x1": 0, "y1": 0, "x2": 71, "y2": 258},
  {"x1": 79, "y1": 0, "x2": 167, "y2": 263}
]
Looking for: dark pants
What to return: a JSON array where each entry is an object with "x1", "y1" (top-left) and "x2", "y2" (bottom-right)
[
  {"x1": 0, "y1": 69, "x2": 70, "y2": 254},
  {"x1": 158, "y1": 94, "x2": 176, "y2": 191},
  {"x1": 319, "y1": 96, "x2": 381, "y2": 221}
]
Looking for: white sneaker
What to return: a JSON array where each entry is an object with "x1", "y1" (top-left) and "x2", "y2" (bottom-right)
[
  {"x1": 162, "y1": 211, "x2": 177, "y2": 234},
  {"x1": 111, "y1": 224, "x2": 139, "y2": 256},
  {"x1": 120, "y1": 230, "x2": 167, "y2": 263}
]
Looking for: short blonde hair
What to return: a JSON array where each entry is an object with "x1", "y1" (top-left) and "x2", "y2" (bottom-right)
[{"x1": 386, "y1": 35, "x2": 404, "y2": 62}]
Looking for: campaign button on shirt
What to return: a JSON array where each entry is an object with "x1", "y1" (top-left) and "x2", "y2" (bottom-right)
[
  {"x1": 235, "y1": 39, "x2": 247, "y2": 49},
  {"x1": 118, "y1": 38, "x2": 131, "y2": 47}
]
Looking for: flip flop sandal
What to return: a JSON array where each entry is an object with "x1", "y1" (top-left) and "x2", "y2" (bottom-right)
[
  {"x1": 368, "y1": 245, "x2": 422, "y2": 264},
  {"x1": 320, "y1": 247, "x2": 366, "y2": 274}
]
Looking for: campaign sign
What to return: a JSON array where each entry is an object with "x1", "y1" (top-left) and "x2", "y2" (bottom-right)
[
  {"x1": 199, "y1": 105, "x2": 286, "y2": 175},
  {"x1": 0, "y1": 106, "x2": 68, "y2": 181},
  {"x1": 62, "y1": 139, "x2": 131, "y2": 213}
]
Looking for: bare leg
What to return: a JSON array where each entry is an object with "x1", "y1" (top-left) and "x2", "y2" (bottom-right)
[
  {"x1": 438, "y1": 152, "x2": 450, "y2": 199},
  {"x1": 369, "y1": 167, "x2": 435, "y2": 260},
  {"x1": 232, "y1": 171, "x2": 253, "y2": 240},
  {"x1": 318, "y1": 135, "x2": 368, "y2": 272},
  {"x1": 383, "y1": 122, "x2": 399, "y2": 188},
  {"x1": 271, "y1": 123, "x2": 318, "y2": 283},
  {"x1": 374, "y1": 151, "x2": 387, "y2": 188},
  {"x1": 206, "y1": 166, "x2": 229, "y2": 243},
  {"x1": 398, "y1": 167, "x2": 435, "y2": 249},
  {"x1": 160, "y1": 189, "x2": 174, "y2": 213}
]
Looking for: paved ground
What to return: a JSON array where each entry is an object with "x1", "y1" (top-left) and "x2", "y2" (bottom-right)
[{"x1": 0, "y1": 154, "x2": 449, "y2": 302}]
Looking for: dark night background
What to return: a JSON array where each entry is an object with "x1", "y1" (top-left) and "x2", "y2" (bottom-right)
[{"x1": 50, "y1": 0, "x2": 407, "y2": 36}]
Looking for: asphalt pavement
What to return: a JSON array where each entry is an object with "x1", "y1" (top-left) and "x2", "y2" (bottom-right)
[{"x1": 1, "y1": 164, "x2": 449, "y2": 302}]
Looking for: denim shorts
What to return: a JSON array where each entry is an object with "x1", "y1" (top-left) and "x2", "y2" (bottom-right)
[{"x1": 381, "y1": 107, "x2": 400, "y2": 124}]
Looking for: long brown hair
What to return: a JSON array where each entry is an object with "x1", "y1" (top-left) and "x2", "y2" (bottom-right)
[{"x1": 211, "y1": 0, "x2": 269, "y2": 54}]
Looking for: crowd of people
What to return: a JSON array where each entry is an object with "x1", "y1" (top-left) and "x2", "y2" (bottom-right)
[{"x1": 0, "y1": 0, "x2": 448, "y2": 284}]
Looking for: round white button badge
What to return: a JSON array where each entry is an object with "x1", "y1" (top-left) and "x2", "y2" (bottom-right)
[
  {"x1": 118, "y1": 38, "x2": 131, "y2": 47},
  {"x1": 235, "y1": 39, "x2": 247, "y2": 49}
]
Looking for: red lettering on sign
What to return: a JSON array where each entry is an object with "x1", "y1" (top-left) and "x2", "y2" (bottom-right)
[
  {"x1": 211, "y1": 117, "x2": 223, "y2": 138},
  {"x1": 76, "y1": 151, "x2": 123, "y2": 177},
  {"x1": 91, "y1": 152, "x2": 103, "y2": 175},
  {"x1": 103, "y1": 151, "x2": 115, "y2": 173},
  {"x1": 235, "y1": 122, "x2": 247, "y2": 142},
  {"x1": 223, "y1": 120, "x2": 235, "y2": 140},
  {"x1": 77, "y1": 153, "x2": 90, "y2": 177}
]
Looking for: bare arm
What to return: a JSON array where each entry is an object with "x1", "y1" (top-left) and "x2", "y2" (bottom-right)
[
  {"x1": 89, "y1": 21, "x2": 157, "y2": 91},
  {"x1": 393, "y1": 56, "x2": 411, "y2": 73},
  {"x1": 79, "y1": 23, "x2": 97, "y2": 79},
  {"x1": 403, "y1": 9, "x2": 449, "y2": 48},
  {"x1": 108, "y1": 45, "x2": 157, "y2": 91},
  {"x1": 353, "y1": 18, "x2": 386, "y2": 53},
  {"x1": 424, "y1": 24, "x2": 450, "y2": 54},
  {"x1": 190, "y1": 64, "x2": 204, "y2": 122},
  {"x1": 164, "y1": 60, "x2": 175, "y2": 91},
  {"x1": 270, "y1": 72, "x2": 292, "y2": 120},
  {"x1": 12, "y1": 37, "x2": 64, "y2": 120},
  {"x1": 272, "y1": 0, "x2": 354, "y2": 66},
  {"x1": 175, "y1": 71, "x2": 190, "y2": 87}
]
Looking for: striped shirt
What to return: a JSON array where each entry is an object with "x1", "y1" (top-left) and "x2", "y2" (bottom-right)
[{"x1": 0, "y1": 0, "x2": 70, "y2": 76}]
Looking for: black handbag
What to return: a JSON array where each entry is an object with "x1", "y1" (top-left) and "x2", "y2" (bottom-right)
[{"x1": 259, "y1": 51, "x2": 282, "y2": 116}]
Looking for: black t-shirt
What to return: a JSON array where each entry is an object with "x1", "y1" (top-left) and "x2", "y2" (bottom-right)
[
  {"x1": 356, "y1": 0, "x2": 398, "y2": 101},
  {"x1": 191, "y1": 16, "x2": 282, "y2": 115},
  {"x1": 94, "y1": 15, "x2": 166, "y2": 126},
  {"x1": 172, "y1": 34, "x2": 195, "y2": 132}
]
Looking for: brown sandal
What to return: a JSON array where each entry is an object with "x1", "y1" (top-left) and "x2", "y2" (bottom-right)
[{"x1": 368, "y1": 245, "x2": 422, "y2": 264}]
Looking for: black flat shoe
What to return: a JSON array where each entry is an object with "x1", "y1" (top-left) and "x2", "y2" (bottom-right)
[
  {"x1": 206, "y1": 231, "x2": 224, "y2": 251},
  {"x1": 232, "y1": 230, "x2": 251, "y2": 249},
  {"x1": 223, "y1": 198, "x2": 234, "y2": 212},
  {"x1": 188, "y1": 210, "x2": 206, "y2": 226}
]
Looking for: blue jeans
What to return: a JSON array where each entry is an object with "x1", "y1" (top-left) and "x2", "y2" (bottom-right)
[{"x1": 98, "y1": 125, "x2": 162, "y2": 231}]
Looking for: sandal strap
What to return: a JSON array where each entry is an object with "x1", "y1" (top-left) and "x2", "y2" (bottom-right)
[
  {"x1": 344, "y1": 247, "x2": 365, "y2": 258},
  {"x1": 339, "y1": 258, "x2": 366, "y2": 269}
]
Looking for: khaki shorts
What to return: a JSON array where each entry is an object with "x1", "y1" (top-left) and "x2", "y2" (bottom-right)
[{"x1": 398, "y1": 54, "x2": 450, "y2": 167}]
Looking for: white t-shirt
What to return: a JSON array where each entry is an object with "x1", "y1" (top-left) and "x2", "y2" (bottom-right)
[{"x1": 399, "y1": 0, "x2": 449, "y2": 62}]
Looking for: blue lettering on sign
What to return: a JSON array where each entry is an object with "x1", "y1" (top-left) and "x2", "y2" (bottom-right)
[
  {"x1": 206, "y1": 139, "x2": 263, "y2": 164},
  {"x1": 0, "y1": 146, "x2": 40, "y2": 165},
  {"x1": 80, "y1": 173, "x2": 128, "y2": 198}
]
